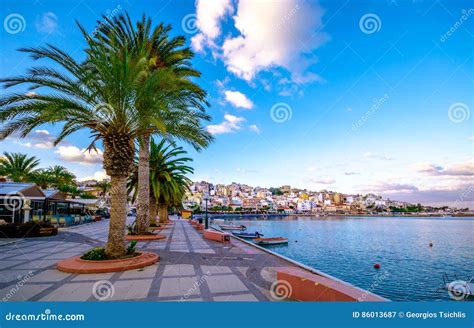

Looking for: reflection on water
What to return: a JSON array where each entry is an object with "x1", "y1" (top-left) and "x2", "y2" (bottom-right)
[{"x1": 217, "y1": 216, "x2": 474, "y2": 301}]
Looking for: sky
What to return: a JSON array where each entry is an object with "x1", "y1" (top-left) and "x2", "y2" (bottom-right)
[{"x1": 0, "y1": 0, "x2": 473, "y2": 208}]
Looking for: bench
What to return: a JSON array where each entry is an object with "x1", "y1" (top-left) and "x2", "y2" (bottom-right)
[
  {"x1": 189, "y1": 220, "x2": 198, "y2": 226},
  {"x1": 196, "y1": 223, "x2": 204, "y2": 231},
  {"x1": 276, "y1": 267, "x2": 386, "y2": 302},
  {"x1": 203, "y1": 229, "x2": 230, "y2": 243}
]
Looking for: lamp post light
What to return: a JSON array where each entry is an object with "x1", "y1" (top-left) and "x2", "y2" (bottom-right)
[{"x1": 203, "y1": 193, "x2": 210, "y2": 229}]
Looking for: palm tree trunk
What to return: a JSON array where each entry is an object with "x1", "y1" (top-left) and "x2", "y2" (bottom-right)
[
  {"x1": 105, "y1": 174, "x2": 127, "y2": 258},
  {"x1": 150, "y1": 194, "x2": 157, "y2": 223},
  {"x1": 135, "y1": 134, "x2": 150, "y2": 234},
  {"x1": 158, "y1": 203, "x2": 169, "y2": 223}
]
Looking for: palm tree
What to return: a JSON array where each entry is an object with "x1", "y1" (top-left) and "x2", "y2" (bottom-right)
[
  {"x1": 95, "y1": 180, "x2": 111, "y2": 197},
  {"x1": 92, "y1": 14, "x2": 213, "y2": 234},
  {"x1": 0, "y1": 22, "x2": 168, "y2": 258},
  {"x1": 31, "y1": 169, "x2": 52, "y2": 189},
  {"x1": 129, "y1": 139, "x2": 193, "y2": 223},
  {"x1": 0, "y1": 152, "x2": 40, "y2": 182},
  {"x1": 45, "y1": 165, "x2": 76, "y2": 188}
]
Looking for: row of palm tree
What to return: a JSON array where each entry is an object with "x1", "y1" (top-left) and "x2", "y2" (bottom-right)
[
  {"x1": 128, "y1": 139, "x2": 193, "y2": 224},
  {"x1": 0, "y1": 13, "x2": 212, "y2": 258},
  {"x1": 0, "y1": 152, "x2": 76, "y2": 191}
]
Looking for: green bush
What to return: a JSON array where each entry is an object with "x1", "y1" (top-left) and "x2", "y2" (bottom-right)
[{"x1": 81, "y1": 247, "x2": 107, "y2": 261}]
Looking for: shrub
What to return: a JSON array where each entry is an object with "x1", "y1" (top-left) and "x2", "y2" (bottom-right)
[
  {"x1": 81, "y1": 247, "x2": 107, "y2": 261},
  {"x1": 0, "y1": 221, "x2": 57, "y2": 238},
  {"x1": 127, "y1": 241, "x2": 137, "y2": 255}
]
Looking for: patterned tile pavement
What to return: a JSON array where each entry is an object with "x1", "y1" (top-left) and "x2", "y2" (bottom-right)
[{"x1": 0, "y1": 217, "x2": 297, "y2": 301}]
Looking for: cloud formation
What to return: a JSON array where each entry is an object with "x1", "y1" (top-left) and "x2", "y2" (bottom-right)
[
  {"x1": 206, "y1": 114, "x2": 246, "y2": 135},
  {"x1": 191, "y1": 0, "x2": 327, "y2": 88},
  {"x1": 55, "y1": 146, "x2": 103, "y2": 165},
  {"x1": 224, "y1": 90, "x2": 254, "y2": 109},
  {"x1": 35, "y1": 12, "x2": 58, "y2": 34},
  {"x1": 411, "y1": 160, "x2": 473, "y2": 176}
]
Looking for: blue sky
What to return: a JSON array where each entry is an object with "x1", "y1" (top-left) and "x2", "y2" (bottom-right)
[{"x1": 0, "y1": 0, "x2": 473, "y2": 207}]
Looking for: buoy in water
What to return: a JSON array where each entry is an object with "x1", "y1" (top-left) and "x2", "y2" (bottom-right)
[
  {"x1": 373, "y1": 263, "x2": 381, "y2": 269},
  {"x1": 429, "y1": 242, "x2": 433, "y2": 247}
]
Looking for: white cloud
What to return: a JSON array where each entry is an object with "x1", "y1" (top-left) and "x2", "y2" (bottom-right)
[
  {"x1": 191, "y1": 0, "x2": 233, "y2": 52},
  {"x1": 206, "y1": 114, "x2": 246, "y2": 135},
  {"x1": 363, "y1": 152, "x2": 393, "y2": 161},
  {"x1": 249, "y1": 125, "x2": 260, "y2": 133},
  {"x1": 365, "y1": 182, "x2": 419, "y2": 194},
  {"x1": 9, "y1": 129, "x2": 60, "y2": 149},
  {"x1": 221, "y1": 0, "x2": 326, "y2": 83},
  {"x1": 55, "y1": 146, "x2": 103, "y2": 165},
  {"x1": 192, "y1": 0, "x2": 328, "y2": 88},
  {"x1": 78, "y1": 170, "x2": 109, "y2": 182},
  {"x1": 35, "y1": 12, "x2": 58, "y2": 34},
  {"x1": 311, "y1": 177, "x2": 336, "y2": 185},
  {"x1": 224, "y1": 90, "x2": 254, "y2": 109},
  {"x1": 411, "y1": 160, "x2": 474, "y2": 176}
]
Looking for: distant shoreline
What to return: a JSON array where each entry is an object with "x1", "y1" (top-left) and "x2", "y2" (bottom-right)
[{"x1": 192, "y1": 212, "x2": 473, "y2": 218}]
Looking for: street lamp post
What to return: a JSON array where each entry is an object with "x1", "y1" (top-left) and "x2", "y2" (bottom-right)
[{"x1": 204, "y1": 193, "x2": 209, "y2": 229}]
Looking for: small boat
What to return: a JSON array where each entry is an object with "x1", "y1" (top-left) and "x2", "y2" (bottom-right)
[
  {"x1": 233, "y1": 231, "x2": 263, "y2": 239},
  {"x1": 219, "y1": 224, "x2": 246, "y2": 231},
  {"x1": 253, "y1": 237, "x2": 288, "y2": 245}
]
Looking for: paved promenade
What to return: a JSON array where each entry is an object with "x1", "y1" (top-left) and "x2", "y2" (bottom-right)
[{"x1": 0, "y1": 217, "x2": 299, "y2": 301}]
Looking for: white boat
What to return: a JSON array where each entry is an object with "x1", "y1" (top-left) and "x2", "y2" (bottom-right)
[
  {"x1": 219, "y1": 224, "x2": 246, "y2": 231},
  {"x1": 253, "y1": 237, "x2": 288, "y2": 245},
  {"x1": 444, "y1": 277, "x2": 474, "y2": 301}
]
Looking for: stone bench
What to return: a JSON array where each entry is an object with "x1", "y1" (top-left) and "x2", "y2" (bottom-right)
[
  {"x1": 276, "y1": 267, "x2": 386, "y2": 302},
  {"x1": 203, "y1": 229, "x2": 230, "y2": 242}
]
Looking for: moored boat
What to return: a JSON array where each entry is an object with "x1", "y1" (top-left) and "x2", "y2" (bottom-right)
[
  {"x1": 233, "y1": 231, "x2": 263, "y2": 239},
  {"x1": 219, "y1": 224, "x2": 246, "y2": 231},
  {"x1": 253, "y1": 237, "x2": 288, "y2": 245}
]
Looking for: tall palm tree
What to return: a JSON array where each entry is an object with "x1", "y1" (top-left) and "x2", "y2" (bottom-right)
[
  {"x1": 92, "y1": 14, "x2": 213, "y2": 234},
  {"x1": 0, "y1": 22, "x2": 175, "y2": 257},
  {"x1": 129, "y1": 139, "x2": 193, "y2": 223},
  {"x1": 0, "y1": 152, "x2": 40, "y2": 182}
]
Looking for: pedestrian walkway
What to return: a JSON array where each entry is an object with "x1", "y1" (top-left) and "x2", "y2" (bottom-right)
[{"x1": 0, "y1": 217, "x2": 299, "y2": 301}]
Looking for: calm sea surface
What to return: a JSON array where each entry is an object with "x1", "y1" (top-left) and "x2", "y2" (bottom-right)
[{"x1": 215, "y1": 216, "x2": 474, "y2": 301}]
